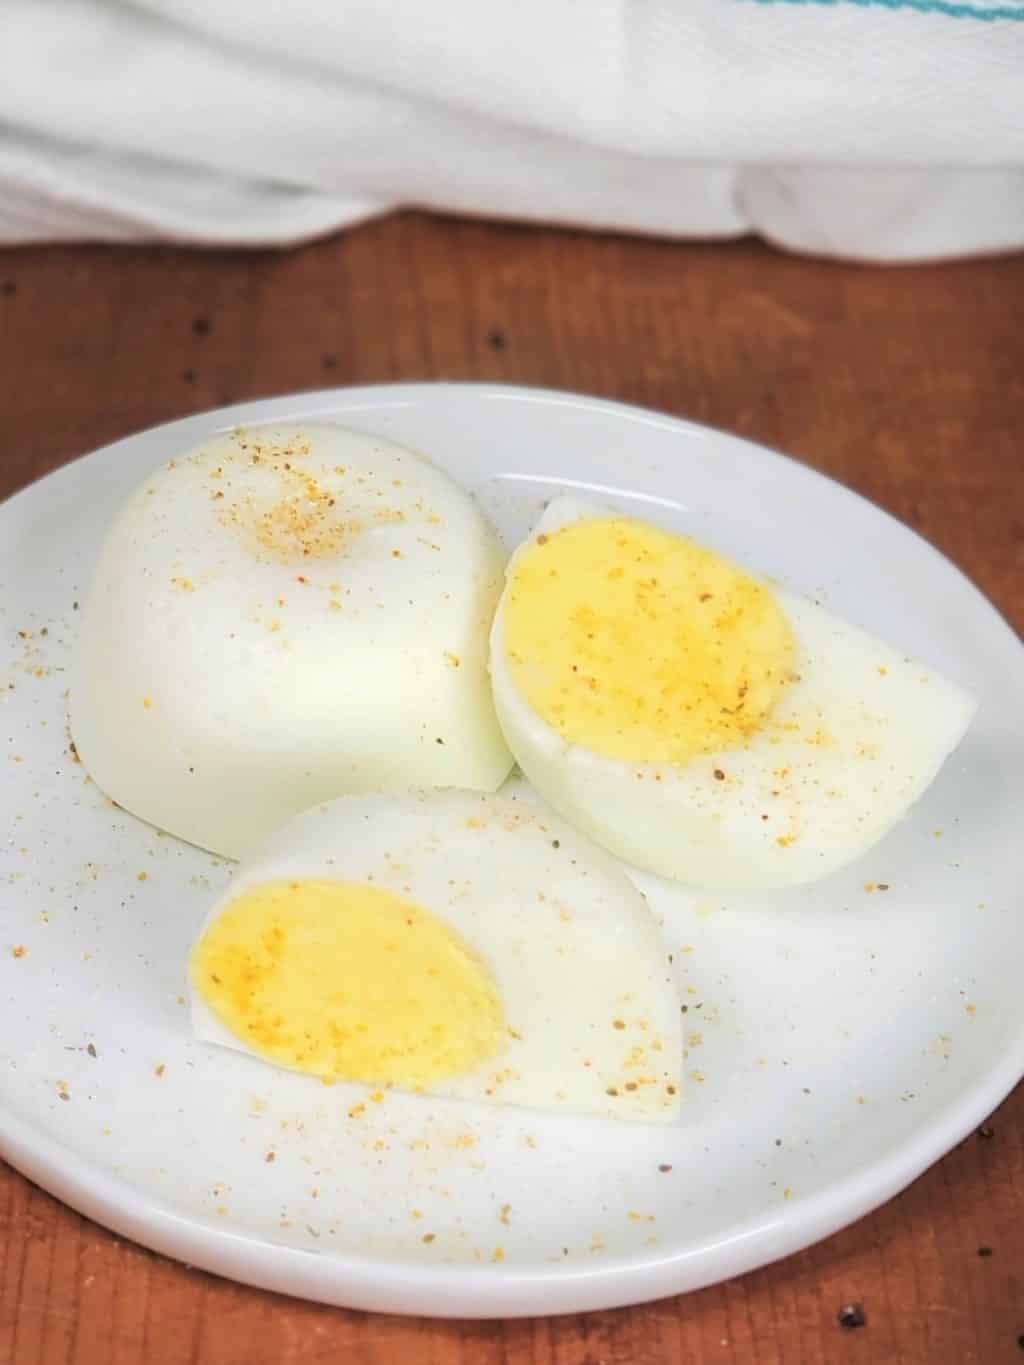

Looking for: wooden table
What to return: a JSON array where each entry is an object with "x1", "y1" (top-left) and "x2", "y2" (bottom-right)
[{"x1": 1, "y1": 216, "x2": 1021, "y2": 1364}]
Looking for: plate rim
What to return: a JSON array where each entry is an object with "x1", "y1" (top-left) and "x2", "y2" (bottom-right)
[{"x1": 3, "y1": 379, "x2": 1021, "y2": 646}]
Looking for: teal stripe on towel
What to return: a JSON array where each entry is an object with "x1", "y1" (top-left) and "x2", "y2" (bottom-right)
[{"x1": 748, "y1": 0, "x2": 1024, "y2": 20}]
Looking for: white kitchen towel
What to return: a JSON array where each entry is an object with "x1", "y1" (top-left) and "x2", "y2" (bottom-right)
[{"x1": 1, "y1": 0, "x2": 1022, "y2": 261}]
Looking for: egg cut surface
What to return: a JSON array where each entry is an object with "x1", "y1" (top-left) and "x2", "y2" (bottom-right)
[
  {"x1": 489, "y1": 497, "x2": 976, "y2": 888},
  {"x1": 70, "y1": 424, "x2": 513, "y2": 859},
  {"x1": 189, "y1": 789, "x2": 683, "y2": 1123}
]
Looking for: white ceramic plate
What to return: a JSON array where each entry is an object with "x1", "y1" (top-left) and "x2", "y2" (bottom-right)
[{"x1": 2, "y1": 384, "x2": 1022, "y2": 1319}]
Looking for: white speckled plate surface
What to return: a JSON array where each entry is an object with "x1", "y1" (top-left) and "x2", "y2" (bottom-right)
[{"x1": 2, "y1": 384, "x2": 1022, "y2": 1318}]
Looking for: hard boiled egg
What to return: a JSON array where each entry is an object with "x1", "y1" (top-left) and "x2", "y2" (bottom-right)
[
  {"x1": 490, "y1": 497, "x2": 976, "y2": 888},
  {"x1": 70, "y1": 424, "x2": 513, "y2": 858},
  {"x1": 189, "y1": 789, "x2": 682, "y2": 1122}
]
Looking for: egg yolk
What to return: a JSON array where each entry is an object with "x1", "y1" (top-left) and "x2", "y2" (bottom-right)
[
  {"x1": 503, "y1": 517, "x2": 796, "y2": 764},
  {"x1": 191, "y1": 879, "x2": 505, "y2": 1086}
]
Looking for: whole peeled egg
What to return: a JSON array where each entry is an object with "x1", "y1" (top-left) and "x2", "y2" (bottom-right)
[
  {"x1": 189, "y1": 789, "x2": 683, "y2": 1123},
  {"x1": 489, "y1": 497, "x2": 976, "y2": 888},
  {"x1": 70, "y1": 423, "x2": 513, "y2": 858}
]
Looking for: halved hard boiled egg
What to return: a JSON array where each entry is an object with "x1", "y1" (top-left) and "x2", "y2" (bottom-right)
[
  {"x1": 70, "y1": 424, "x2": 513, "y2": 859},
  {"x1": 490, "y1": 497, "x2": 976, "y2": 888},
  {"x1": 190, "y1": 789, "x2": 683, "y2": 1122}
]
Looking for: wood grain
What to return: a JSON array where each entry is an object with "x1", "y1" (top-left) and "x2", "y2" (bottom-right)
[{"x1": 1, "y1": 215, "x2": 1022, "y2": 1365}]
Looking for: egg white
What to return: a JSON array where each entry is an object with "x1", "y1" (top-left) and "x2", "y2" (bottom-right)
[
  {"x1": 70, "y1": 424, "x2": 513, "y2": 859},
  {"x1": 190, "y1": 789, "x2": 683, "y2": 1123},
  {"x1": 490, "y1": 497, "x2": 977, "y2": 889}
]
